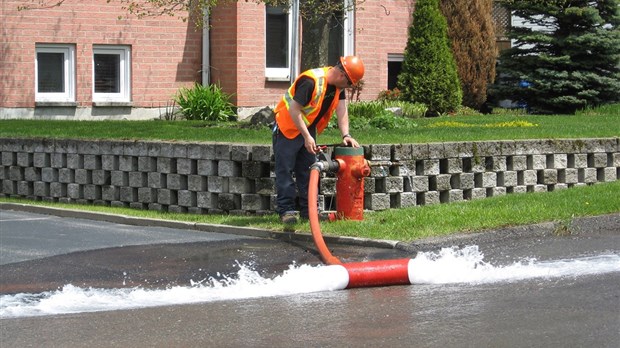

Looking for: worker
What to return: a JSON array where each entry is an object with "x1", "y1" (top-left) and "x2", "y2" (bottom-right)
[{"x1": 272, "y1": 56, "x2": 365, "y2": 224}]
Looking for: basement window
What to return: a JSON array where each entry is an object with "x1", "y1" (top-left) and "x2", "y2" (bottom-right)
[
  {"x1": 92, "y1": 45, "x2": 131, "y2": 103},
  {"x1": 35, "y1": 44, "x2": 76, "y2": 103}
]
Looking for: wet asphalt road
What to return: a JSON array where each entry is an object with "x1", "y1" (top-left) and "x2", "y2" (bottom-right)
[{"x1": 1, "y1": 206, "x2": 619, "y2": 347}]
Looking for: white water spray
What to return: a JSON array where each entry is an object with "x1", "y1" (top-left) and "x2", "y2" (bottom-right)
[{"x1": 1, "y1": 246, "x2": 618, "y2": 318}]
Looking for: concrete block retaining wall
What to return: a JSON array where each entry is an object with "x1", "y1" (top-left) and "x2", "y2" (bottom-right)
[{"x1": 1, "y1": 138, "x2": 618, "y2": 215}]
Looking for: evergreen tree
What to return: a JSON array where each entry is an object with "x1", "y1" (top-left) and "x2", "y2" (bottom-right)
[
  {"x1": 440, "y1": 0, "x2": 497, "y2": 111},
  {"x1": 492, "y1": 0, "x2": 620, "y2": 114},
  {"x1": 397, "y1": 0, "x2": 462, "y2": 115}
]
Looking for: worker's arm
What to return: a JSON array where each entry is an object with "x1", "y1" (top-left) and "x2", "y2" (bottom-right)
[
  {"x1": 335, "y1": 101, "x2": 360, "y2": 148},
  {"x1": 289, "y1": 99, "x2": 318, "y2": 154}
]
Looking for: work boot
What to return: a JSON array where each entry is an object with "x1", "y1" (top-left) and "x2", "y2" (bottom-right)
[{"x1": 280, "y1": 211, "x2": 298, "y2": 225}]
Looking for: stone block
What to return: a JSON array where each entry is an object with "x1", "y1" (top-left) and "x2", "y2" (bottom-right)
[
  {"x1": 121, "y1": 187, "x2": 138, "y2": 202},
  {"x1": 138, "y1": 156, "x2": 157, "y2": 172},
  {"x1": 571, "y1": 154, "x2": 588, "y2": 168},
  {"x1": 17, "y1": 153, "x2": 33, "y2": 167},
  {"x1": 41, "y1": 168, "x2": 58, "y2": 183},
  {"x1": 583, "y1": 168, "x2": 597, "y2": 183},
  {"x1": 67, "y1": 184, "x2": 82, "y2": 199},
  {"x1": 385, "y1": 176, "x2": 404, "y2": 193},
  {"x1": 229, "y1": 177, "x2": 253, "y2": 194},
  {"x1": 589, "y1": 153, "x2": 607, "y2": 168},
  {"x1": 176, "y1": 158, "x2": 196, "y2": 175},
  {"x1": 471, "y1": 188, "x2": 487, "y2": 200},
  {"x1": 510, "y1": 155, "x2": 528, "y2": 171},
  {"x1": 218, "y1": 193, "x2": 240, "y2": 210},
  {"x1": 603, "y1": 167, "x2": 617, "y2": 181},
  {"x1": 251, "y1": 145, "x2": 272, "y2": 162},
  {"x1": 187, "y1": 143, "x2": 215, "y2": 160},
  {"x1": 137, "y1": 187, "x2": 157, "y2": 203},
  {"x1": 367, "y1": 144, "x2": 391, "y2": 160},
  {"x1": 197, "y1": 160, "x2": 218, "y2": 176},
  {"x1": 523, "y1": 170, "x2": 538, "y2": 185},
  {"x1": 83, "y1": 184, "x2": 101, "y2": 200},
  {"x1": 208, "y1": 176, "x2": 229, "y2": 193},
  {"x1": 231, "y1": 145, "x2": 252, "y2": 161},
  {"x1": 66, "y1": 154, "x2": 82, "y2": 169},
  {"x1": 92, "y1": 170, "x2": 111, "y2": 185},
  {"x1": 255, "y1": 177, "x2": 275, "y2": 195},
  {"x1": 552, "y1": 154, "x2": 568, "y2": 169},
  {"x1": 17, "y1": 181, "x2": 33, "y2": 196},
  {"x1": 454, "y1": 173, "x2": 474, "y2": 190},
  {"x1": 241, "y1": 194, "x2": 266, "y2": 211},
  {"x1": 529, "y1": 155, "x2": 546, "y2": 170},
  {"x1": 128, "y1": 172, "x2": 147, "y2": 187},
  {"x1": 24, "y1": 167, "x2": 40, "y2": 181},
  {"x1": 9, "y1": 166, "x2": 23, "y2": 181},
  {"x1": 363, "y1": 177, "x2": 376, "y2": 194},
  {"x1": 420, "y1": 191, "x2": 440, "y2": 205},
  {"x1": 157, "y1": 157, "x2": 176, "y2": 174},
  {"x1": 33, "y1": 153, "x2": 50, "y2": 168},
  {"x1": 448, "y1": 189, "x2": 464, "y2": 203},
  {"x1": 539, "y1": 169, "x2": 558, "y2": 185},
  {"x1": 102, "y1": 185, "x2": 119, "y2": 201},
  {"x1": 111, "y1": 171, "x2": 128, "y2": 186},
  {"x1": 148, "y1": 172, "x2": 166, "y2": 188},
  {"x1": 411, "y1": 176, "x2": 429, "y2": 192},
  {"x1": 218, "y1": 160, "x2": 241, "y2": 177},
  {"x1": 58, "y1": 168, "x2": 74, "y2": 183},
  {"x1": 157, "y1": 189, "x2": 177, "y2": 205},
  {"x1": 177, "y1": 190, "x2": 196, "y2": 207},
  {"x1": 166, "y1": 174, "x2": 187, "y2": 190},
  {"x1": 500, "y1": 171, "x2": 518, "y2": 187},
  {"x1": 422, "y1": 159, "x2": 440, "y2": 176},
  {"x1": 197, "y1": 192, "x2": 218, "y2": 209},
  {"x1": 2, "y1": 179, "x2": 16, "y2": 194},
  {"x1": 533, "y1": 185, "x2": 548, "y2": 192},
  {"x1": 188, "y1": 175, "x2": 207, "y2": 192},
  {"x1": 364, "y1": 193, "x2": 390, "y2": 210},
  {"x1": 33, "y1": 181, "x2": 49, "y2": 197},
  {"x1": 242, "y1": 161, "x2": 269, "y2": 179},
  {"x1": 215, "y1": 144, "x2": 232, "y2": 160},
  {"x1": 392, "y1": 144, "x2": 412, "y2": 161},
  {"x1": 512, "y1": 185, "x2": 527, "y2": 194},
  {"x1": 482, "y1": 172, "x2": 497, "y2": 188},
  {"x1": 101, "y1": 155, "x2": 118, "y2": 171},
  {"x1": 393, "y1": 192, "x2": 416, "y2": 208}
]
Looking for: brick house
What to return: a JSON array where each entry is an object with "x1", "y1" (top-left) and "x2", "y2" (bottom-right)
[
  {"x1": 1, "y1": 0, "x2": 508, "y2": 120},
  {"x1": 1, "y1": 0, "x2": 414, "y2": 120}
]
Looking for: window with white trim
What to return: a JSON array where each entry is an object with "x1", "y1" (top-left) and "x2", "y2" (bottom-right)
[
  {"x1": 265, "y1": 0, "x2": 355, "y2": 81},
  {"x1": 35, "y1": 44, "x2": 76, "y2": 103},
  {"x1": 92, "y1": 45, "x2": 131, "y2": 103},
  {"x1": 265, "y1": 6, "x2": 292, "y2": 81}
]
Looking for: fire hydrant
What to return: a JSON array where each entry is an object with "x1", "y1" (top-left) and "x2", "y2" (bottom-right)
[{"x1": 334, "y1": 146, "x2": 371, "y2": 220}]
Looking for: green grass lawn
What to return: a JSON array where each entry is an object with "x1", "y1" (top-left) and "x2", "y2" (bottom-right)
[
  {"x1": 1, "y1": 105, "x2": 618, "y2": 144},
  {"x1": 1, "y1": 104, "x2": 618, "y2": 241},
  {"x1": 2, "y1": 180, "x2": 619, "y2": 241}
]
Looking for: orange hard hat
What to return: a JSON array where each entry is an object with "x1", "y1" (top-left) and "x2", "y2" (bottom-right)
[{"x1": 339, "y1": 56, "x2": 365, "y2": 85}]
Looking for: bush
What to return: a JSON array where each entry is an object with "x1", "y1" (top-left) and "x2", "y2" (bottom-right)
[
  {"x1": 175, "y1": 83, "x2": 236, "y2": 121},
  {"x1": 397, "y1": 0, "x2": 462, "y2": 115}
]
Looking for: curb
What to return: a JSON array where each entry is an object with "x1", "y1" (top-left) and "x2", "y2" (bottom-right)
[{"x1": 0, "y1": 202, "x2": 400, "y2": 250}]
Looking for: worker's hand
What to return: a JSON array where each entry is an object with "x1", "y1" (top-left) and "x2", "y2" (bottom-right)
[
  {"x1": 342, "y1": 135, "x2": 360, "y2": 148},
  {"x1": 304, "y1": 136, "x2": 318, "y2": 155}
]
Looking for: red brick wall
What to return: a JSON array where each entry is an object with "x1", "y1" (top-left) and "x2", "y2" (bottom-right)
[
  {"x1": 355, "y1": 0, "x2": 415, "y2": 100},
  {"x1": 2, "y1": 0, "x2": 415, "y2": 111},
  {"x1": 1, "y1": 0, "x2": 202, "y2": 108},
  {"x1": 210, "y1": 1, "x2": 415, "y2": 108}
]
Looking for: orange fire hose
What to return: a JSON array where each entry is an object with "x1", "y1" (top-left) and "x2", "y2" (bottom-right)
[{"x1": 308, "y1": 167, "x2": 342, "y2": 265}]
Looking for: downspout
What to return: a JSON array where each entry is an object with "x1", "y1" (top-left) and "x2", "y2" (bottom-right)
[
  {"x1": 202, "y1": 8, "x2": 210, "y2": 85},
  {"x1": 290, "y1": 0, "x2": 300, "y2": 84}
]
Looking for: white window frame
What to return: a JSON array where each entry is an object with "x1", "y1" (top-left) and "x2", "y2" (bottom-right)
[
  {"x1": 265, "y1": 0, "x2": 355, "y2": 81},
  {"x1": 92, "y1": 45, "x2": 131, "y2": 103},
  {"x1": 35, "y1": 44, "x2": 76, "y2": 103}
]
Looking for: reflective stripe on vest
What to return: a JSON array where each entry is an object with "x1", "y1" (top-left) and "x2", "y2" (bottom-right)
[{"x1": 275, "y1": 67, "x2": 340, "y2": 139}]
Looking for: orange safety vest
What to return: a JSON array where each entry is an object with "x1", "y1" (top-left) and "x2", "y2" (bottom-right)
[{"x1": 274, "y1": 67, "x2": 342, "y2": 139}]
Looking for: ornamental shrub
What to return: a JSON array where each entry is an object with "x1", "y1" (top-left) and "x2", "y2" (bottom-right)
[
  {"x1": 397, "y1": 0, "x2": 462, "y2": 115},
  {"x1": 175, "y1": 83, "x2": 236, "y2": 121}
]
